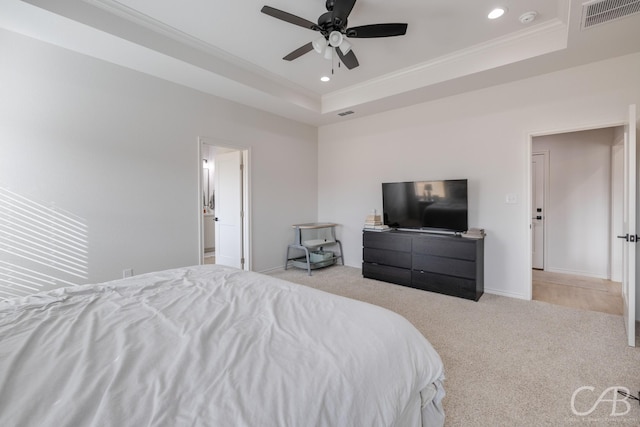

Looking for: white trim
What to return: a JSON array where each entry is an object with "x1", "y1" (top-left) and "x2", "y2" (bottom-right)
[
  {"x1": 323, "y1": 18, "x2": 568, "y2": 113},
  {"x1": 242, "y1": 150, "x2": 251, "y2": 271},
  {"x1": 197, "y1": 139, "x2": 205, "y2": 266},
  {"x1": 525, "y1": 133, "x2": 534, "y2": 300},
  {"x1": 484, "y1": 288, "x2": 529, "y2": 300},
  {"x1": 82, "y1": 0, "x2": 318, "y2": 100}
]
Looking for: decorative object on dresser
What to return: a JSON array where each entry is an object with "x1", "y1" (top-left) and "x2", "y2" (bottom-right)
[
  {"x1": 362, "y1": 229, "x2": 484, "y2": 301},
  {"x1": 363, "y1": 209, "x2": 390, "y2": 232},
  {"x1": 284, "y1": 223, "x2": 344, "y2": 275},
  {"x1": 462, "y1": 228, "x2": 485, "y2": 239}
]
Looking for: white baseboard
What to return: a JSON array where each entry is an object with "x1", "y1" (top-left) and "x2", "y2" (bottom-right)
[
  {"x1": 257, "y1": 266, "x2": 286, "y2": 274},
  {"x1": 543, "y1": 267, "x2": 608, "y2": 280},
  {"x1": 484, "y1": 288, "x2": 529, "y2": 300}
]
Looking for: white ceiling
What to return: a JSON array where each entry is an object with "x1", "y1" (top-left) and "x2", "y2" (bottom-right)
[{"x1": 2, "y1": 0, "x2": 640, "y2": 125}]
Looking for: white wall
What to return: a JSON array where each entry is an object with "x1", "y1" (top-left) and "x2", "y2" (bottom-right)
[
  {"x1": 318, "y1": 52, "x2": 640, "y2": 302},
  {"x1": 0, "y1": 29, "x2": 317, "y2": 298},
  {"x1": 532, "y1": 128, "x2": 615, "y2": 279}
]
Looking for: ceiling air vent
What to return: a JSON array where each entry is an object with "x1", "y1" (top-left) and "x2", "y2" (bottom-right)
[
  {"x1": 337, "y1": 110, "x2": 355, "y2": 117},
  {"x1": 581, "y1": 0, "x2": 640, "y2": 29}
]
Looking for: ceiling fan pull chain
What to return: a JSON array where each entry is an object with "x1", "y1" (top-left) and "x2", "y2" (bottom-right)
[{"x1": 333, "y1": 49, "x2": 336, "y2": 74}]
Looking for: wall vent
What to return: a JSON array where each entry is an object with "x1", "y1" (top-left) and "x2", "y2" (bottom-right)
[
  {"x1": 581, "y1": 0, "x2": 640, "y2": 29},
  {"x1": 337, "y1": 110, "x2": 354, "y2": 117}
]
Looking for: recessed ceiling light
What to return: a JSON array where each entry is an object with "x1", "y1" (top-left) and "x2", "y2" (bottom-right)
[
  {"x1": 320, "y1": 76, "x2": 330, "y2": 82},
  {"x1": 488, "y1": 7, "x2": 507, "y2": 19}
]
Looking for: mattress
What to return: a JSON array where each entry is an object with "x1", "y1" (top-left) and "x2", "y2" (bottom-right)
[{"x1": 0, "y1": 264, "x2": 445, "y2": 426}]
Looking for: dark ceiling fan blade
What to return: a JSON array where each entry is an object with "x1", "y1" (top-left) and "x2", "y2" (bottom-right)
[
  {"x1": 283, "y1": 42, "x2": 314, "y2": 61},
  {"x1": 332, "y1": 0, "x2": 357, "y2": 26},
  {"x1": 346, "y1": 23, "x2": 408, "y2": 38},
  {"x1": 261, "y1": 6, "x2": 319, "y2": 30},
  {"x1": 336, "y1": 48, "x2": 359, "y2": 70}
]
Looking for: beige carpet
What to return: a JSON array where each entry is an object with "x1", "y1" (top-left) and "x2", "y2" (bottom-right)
[{"x1": 269, "y1": 266, "x2": 640, "y2": 426}]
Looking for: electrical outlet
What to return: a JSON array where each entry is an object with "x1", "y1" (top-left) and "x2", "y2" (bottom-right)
[{"x1": 123, "y1": 268, "x2": 133, "y2": 278}]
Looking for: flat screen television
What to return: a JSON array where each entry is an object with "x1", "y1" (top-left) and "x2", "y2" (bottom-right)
[{"x1": 382, "y1": 179, "x2": 468, "y2": 232}]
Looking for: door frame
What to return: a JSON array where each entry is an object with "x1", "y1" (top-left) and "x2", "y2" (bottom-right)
[
  {"x1": 197, "y1": 137, "x2": 251, "y2": 270},
  {"x1": 531, "y1": 150, "x2": 549, "y2": 271},
  {"x1": 525, "y1": 120, "x2": 627, "y2": 301}
]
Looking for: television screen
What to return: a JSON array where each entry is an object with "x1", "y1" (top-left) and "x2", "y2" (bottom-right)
[{"x1": 382, "y1": 179, "x2": 468, "y2": 232}]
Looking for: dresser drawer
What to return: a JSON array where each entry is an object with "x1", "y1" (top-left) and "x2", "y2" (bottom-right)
[
  {"x1": 363, "y1": 231, "x2": 412, "y2": 252},
  {"x1": 412, "y1": 271, "x2": 478, "y2": 300},
  {"x1": 412, "y1": 236, "x2": 476, "y2": 260},
  {"x1": 412, "y1": 254, "x2": 476, "y2": 279},
  {"x1": 363, "y1": 248, "x2": 411, "y2": 269},
  {"x1": 363, "y1": 263, "x2": 412, "y2": 286}
]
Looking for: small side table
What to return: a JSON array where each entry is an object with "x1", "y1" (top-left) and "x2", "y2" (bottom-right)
[{"x1": 284, "y1": 223, "x2": 344, "y2": 275}]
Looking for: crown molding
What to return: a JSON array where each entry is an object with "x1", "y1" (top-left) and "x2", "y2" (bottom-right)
[{"x1": 322, "y1": 19, "x2": 569, "y2": 114}]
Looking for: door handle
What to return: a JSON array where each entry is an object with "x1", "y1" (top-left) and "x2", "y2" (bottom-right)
[
  {"x1": 532, "y1": 216, "x2": 542, "y2": 220},
  {"x1": 618, "y1": 234, "x2": 639, "y2": 242},
  {"x1": 617, "y1": 234, "x2": 628, "y2": 240},
  {"x1": 214, "y1": 217, "x2": 219, "y2": 222}
]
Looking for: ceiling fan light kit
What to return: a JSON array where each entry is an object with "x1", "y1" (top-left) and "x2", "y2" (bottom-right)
[
  {"x1": 312, "y1": 36, "x2": 328, "y2": 54},
  {"x1": 328, "y1": 31, "x2": 343, "y2": 47},
  {"x1": 261, "y1": 0, "x2": 408, "y2": 71}
]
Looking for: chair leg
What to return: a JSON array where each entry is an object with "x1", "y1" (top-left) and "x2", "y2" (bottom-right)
[
  {"x1": 284, "y1": 246, "x2": 290, "y2": 270},
  {"x1": 303, "y1": 247, "x2": 312, "y2": 276}
]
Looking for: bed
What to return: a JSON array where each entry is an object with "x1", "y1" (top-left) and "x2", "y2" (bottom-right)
[{"x1": 0, "y1": 264, "x2": 445, "y2": 426}]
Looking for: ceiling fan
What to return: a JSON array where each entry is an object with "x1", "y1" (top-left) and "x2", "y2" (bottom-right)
[{"x1": 261, "y1": 0, "x2": 408, "y2": 70}]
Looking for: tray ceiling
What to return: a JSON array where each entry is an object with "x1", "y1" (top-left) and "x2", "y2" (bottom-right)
[{"x1": 2, "y1": 0, "x2": 640, "y2": 125}]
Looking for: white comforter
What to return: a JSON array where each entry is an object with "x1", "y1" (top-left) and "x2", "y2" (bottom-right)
[{"x1": 0, "y1": 265, "x2": 444, "y2": 426}]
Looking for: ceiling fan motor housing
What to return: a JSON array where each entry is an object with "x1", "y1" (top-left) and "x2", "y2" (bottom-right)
[{"x1": 318, "y1": 12, "x2": 347, "y2": 36}]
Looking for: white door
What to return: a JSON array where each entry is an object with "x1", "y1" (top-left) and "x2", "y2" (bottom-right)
[
  {"x1": 532, "y1": 153, "x2": 545, "y2": 269},
  {"x1": 214, "y1": 151, "x2": 243, "y2": 269},
  {"x1": 621, "y1": 104, "x2": 637, "y2": 347}
]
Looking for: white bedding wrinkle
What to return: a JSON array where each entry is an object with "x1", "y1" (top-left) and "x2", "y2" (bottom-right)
[{"x1": 0, "y1": 264, "x2": 445, "y2": 426}]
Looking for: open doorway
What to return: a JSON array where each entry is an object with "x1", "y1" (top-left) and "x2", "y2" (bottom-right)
[
  {"x1": 529, "y1": 127, "x2": 624, "y2": 315},
  {"x1": 198, "y1": 138, "x2": 251, "y2": 270}
]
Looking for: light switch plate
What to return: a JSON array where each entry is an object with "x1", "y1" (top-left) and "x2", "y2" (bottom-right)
[{"x1": 505, "y1": 193, "x2": 518, "y2": 204}]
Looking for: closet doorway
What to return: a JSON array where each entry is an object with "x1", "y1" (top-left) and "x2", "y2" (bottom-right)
[
  {"x1": 530, "y1": 127, "x2": 624, "y2": 316},
  {"x1": 199, "y1": 138, "x2": 250, "y2": 270}
]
